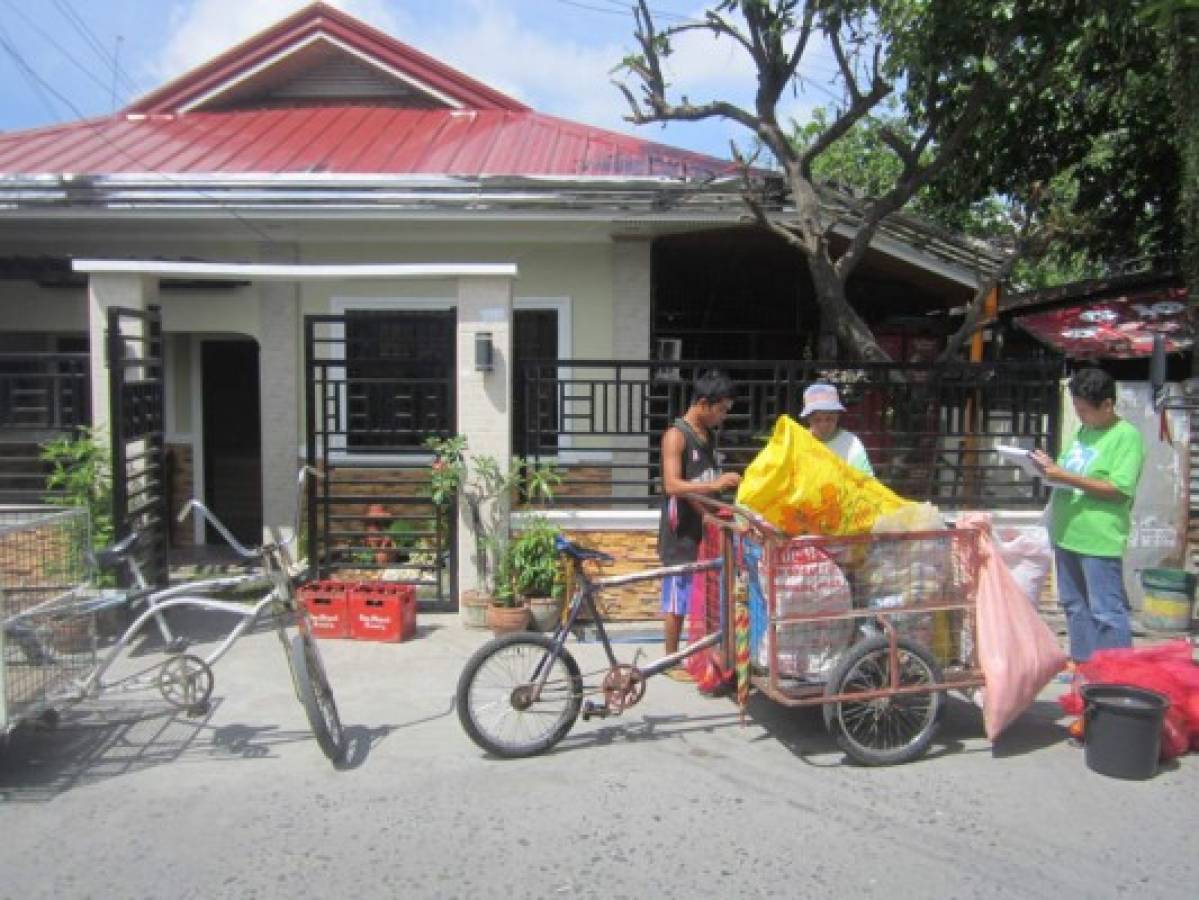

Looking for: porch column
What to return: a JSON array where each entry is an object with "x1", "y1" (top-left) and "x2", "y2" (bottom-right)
[
  {"x1": 258, "y1": 282, "x2": 301, "y2": 543},
  {"x1": 612, "y1": 237, "x2": 651, "y2": 500},
  {"x1": 86, "y1": 273, "x2": 156, "y2": 434},
  {"x1": 456, "y1": 274, "x2": 516, "y2": 599}
]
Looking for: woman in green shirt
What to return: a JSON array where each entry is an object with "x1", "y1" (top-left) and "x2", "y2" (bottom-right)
[{"x1": 1030, "y1": 368, "x2": 1144, "y2": 663}]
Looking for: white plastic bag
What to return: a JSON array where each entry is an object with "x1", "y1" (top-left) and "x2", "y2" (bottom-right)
[
  {"x1": 995, "y1": 526, "x2": 1052, "y2": 606},
  {"x1": 872, "y1": 502, "x2": 946, "y2": 533}
]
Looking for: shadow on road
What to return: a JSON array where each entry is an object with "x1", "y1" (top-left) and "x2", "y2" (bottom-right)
[
  {"x1": 744, "y1": 691, "x2": 1070, "y2": 766},
  {"x1": 0, "y1": 695, "x2": 341, "y2": 802}
]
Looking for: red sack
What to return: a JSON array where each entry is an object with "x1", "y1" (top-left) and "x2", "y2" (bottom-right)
[
  {"x1": 1161, "y1": 707, "x2": 1190, "y2": 760},
  {"x1": 1059, "y1": 639, "x2": 1199, "y2": 756},
  {"x1": 958, "y1": 514, "x2": 1068, "y2": 740}
]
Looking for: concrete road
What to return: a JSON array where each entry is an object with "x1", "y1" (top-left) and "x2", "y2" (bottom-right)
[{"x1": 2, "y1": 613, "x2": 1196, "y2": 900}]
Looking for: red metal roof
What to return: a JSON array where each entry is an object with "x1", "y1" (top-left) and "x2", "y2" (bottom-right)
[
  {"x1": 128, "y1": 2, "x2": 527, "y2": 114},
  {"x1": 0, "y1": 2, "x2": 736, "y2": 182},
  {"x1": 0, "y1": 106, "x2": 735, "y2": 179}
]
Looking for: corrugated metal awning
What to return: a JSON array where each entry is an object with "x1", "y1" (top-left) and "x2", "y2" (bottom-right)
[{"x1": 1015, "y1": 286, "x2": 1193, "y2": 359}]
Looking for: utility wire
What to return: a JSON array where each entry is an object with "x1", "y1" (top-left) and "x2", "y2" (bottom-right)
[
  {"x1": 1, "y1": 0, "x2": 128, "y2": 102},
  {"x1": 51, "y1": 0, "x2": 143, "y2": 100},
  {"x1": 0, "y1": 23, "x2": 79, "y2": 122},
  {"x1": 0, "y1": 35, "x2": 282, "y2": 249},
  {"x1": 549, "y1": 0, "x2": 698, "y2": 24}
]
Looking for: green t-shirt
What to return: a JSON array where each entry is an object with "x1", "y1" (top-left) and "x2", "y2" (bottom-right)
[{"x1": 1049, "y1": 419, "x2": 1144, "y2": 557}]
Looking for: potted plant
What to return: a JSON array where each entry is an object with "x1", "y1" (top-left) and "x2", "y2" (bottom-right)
[
  {"x1": 501, "y1": 516, "x2": 565, "y2": 631},
  {"x1": 425, "y1": 435, "x2": 561, "y2": 632}
]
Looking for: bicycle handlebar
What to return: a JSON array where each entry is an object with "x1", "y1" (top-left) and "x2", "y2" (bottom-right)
[
  {"x1": 176, "y1": 498, "x2": 258, "y2": 558},
  {"x1": 176, "y1": 466, "x2": 324, "y2": 560}
]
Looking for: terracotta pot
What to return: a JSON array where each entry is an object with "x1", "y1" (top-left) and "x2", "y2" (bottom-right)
[
  {"x1": 485, "y1": 602, "x2": 530, "y2": 635},
  {"x1": 460, "y1": 590, "x2": 491, "y2": 629},
  {"x1": 527, "y1": 596, "x2": 563, "y2": 632}
]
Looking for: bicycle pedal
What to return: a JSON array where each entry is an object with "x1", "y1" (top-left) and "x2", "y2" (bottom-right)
[{"x1": 581, "y1": 700, "x2": 610, "y2": 721}]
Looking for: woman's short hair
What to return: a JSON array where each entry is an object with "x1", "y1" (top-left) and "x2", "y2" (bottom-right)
[{"x1": 1068, "y1": 367, "x2": 1116, "y2": 406}]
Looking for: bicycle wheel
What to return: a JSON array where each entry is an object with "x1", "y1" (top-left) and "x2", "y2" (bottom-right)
[
  {"x1": 456, "y1": 632, "x2": 582, "y2": 758},
  {"x1": 822, "y1": 635, "x2": 944, "y2": 766},
  {"x1": 289, "y1": 632, "x2": 346, "y2": 764}
]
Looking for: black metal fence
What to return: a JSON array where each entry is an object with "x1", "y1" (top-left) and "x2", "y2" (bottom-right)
[
  {"x1": 108, "y1": 306, "x2": 168, "y2": 589},
  {"x1": 0, "y1": 353, "x2": 90, "y2": 504},
  {"x1": 304, "y1": 314, "x2": 454, "y2": 600},
  {"x1": 515, "y1": 358, "x2": 1064, "y2": 510}
]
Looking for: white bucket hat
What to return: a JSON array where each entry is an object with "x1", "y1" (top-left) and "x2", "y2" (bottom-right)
[{"x1": 800, "y1": 383, "x2": 846, "y2": 418}]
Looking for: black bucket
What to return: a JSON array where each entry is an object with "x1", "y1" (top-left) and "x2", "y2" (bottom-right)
[{"x1": 1081, "y1": 684, "x2": 1169, "y2": 780}]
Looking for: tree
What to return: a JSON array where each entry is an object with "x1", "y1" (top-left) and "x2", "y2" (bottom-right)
[
  {"x1": 616, "y1": 0, "x2": 1159, "y2": 361},
  {"x1": 1142, "y1": 0, "x2": 1199, "y2": 371},
  {"x1": 913, "y1": 2, "x2": 1178, "y2": 284}
]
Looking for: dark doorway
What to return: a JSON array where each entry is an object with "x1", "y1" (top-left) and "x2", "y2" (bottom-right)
[{"x1": 202, "y1": 340, "x2": 262, "y2": 546}]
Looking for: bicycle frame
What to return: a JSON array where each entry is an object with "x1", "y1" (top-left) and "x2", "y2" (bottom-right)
[
  {"x1": 55, "y1": 470, "x2": 315, "y2": 705},
  {"x1": 527, "y1": 555, "x2": 725, "y2": 706},
  {"x1": 73, "y1": 587, "x2": 289, "y2": 701}
]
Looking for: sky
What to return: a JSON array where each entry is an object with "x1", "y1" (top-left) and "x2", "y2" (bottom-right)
[{"x1": 0, "y1": 0, "x2": 845, "y2": 161}]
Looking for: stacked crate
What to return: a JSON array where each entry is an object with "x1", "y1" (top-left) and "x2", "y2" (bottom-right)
[{"x1": 297, "y1": 581, "x2": 417, "y2": 642}]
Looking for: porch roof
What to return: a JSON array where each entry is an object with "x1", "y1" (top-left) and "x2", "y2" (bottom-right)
[{"x1": 71, "y1": 259, "x2": 518, "y2": 281}]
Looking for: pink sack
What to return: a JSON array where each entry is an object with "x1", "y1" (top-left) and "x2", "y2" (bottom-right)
[{"x1": 958, "y1": 513, "x2": 1067, "y2": 740}]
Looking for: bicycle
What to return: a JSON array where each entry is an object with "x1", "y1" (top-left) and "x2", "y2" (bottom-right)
[
  {"x1": 2, "y1": 469, "x2": 345, "y2": 765},
  {"x1": 455, "y1": 533, "x2": 725, "y2": 758}
]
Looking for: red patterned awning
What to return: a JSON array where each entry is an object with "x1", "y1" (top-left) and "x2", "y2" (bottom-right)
[{"x1": 1014, "y1": 286, "x2": 1193, "y2": 359}]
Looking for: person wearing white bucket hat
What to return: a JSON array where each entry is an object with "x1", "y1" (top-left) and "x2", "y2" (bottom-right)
[{"x1": 800, "y1": 382, "x2": 874, "y2": 475}]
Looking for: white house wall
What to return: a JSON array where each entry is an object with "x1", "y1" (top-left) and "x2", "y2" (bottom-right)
[{"x1": 1, "y1": 226, "x2": 646, "y2": 545}]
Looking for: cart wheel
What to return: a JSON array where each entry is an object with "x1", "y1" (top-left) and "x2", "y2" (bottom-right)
[
  {"x1": 456, "y1": 632, "x2": 582, "y2": 758},
  {"x1": 823, "y1": 635, "x2": 944, "y2": 766},
  {"x1": 158, "y1": 654, "x2": 214, "y2": 711},
  {"x1": 289, "y1": 633, "x2": 346, "y2": 765}
]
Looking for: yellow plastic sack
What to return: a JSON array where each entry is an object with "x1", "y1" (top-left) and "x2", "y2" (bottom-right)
[{"x1": 736, "y1": 415, "x2": 909, "y2": 536}]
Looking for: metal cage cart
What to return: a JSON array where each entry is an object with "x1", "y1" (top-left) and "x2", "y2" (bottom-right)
[
  {"x1": 1, "y1": 506, "x2": 93, "y2": 739},
  {"x1": 705, "y1": 507, "x2": 986, "y2": 765}
]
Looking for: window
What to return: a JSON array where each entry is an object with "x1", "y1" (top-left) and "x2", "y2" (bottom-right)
[{"x1": 345, "y1": 310, "x2": 455, "y2": 451}]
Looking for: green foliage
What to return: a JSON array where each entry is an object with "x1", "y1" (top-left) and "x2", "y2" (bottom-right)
[
  {"x1": 387, "y1": 518, "x2": 421, "y2": 555},
  {"x1": 424, "y1": 435, "x2": 562, "y2": 602},
  {"x1": 40, "y1": 427, "x2": 113, "y2": 550},
  {"x1": 620, "y1": 0, "x2": 1186, "y2": 358},
  {"x1": 887, "y1": 0, "x2": 1179, "y2": 281},
  {"x1": 498, "y1": 517, "x2": 564, "y2": 602}
]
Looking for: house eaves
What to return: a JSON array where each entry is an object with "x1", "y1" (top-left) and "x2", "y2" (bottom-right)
[{"x1": 0, "y1": 171, "x2": 997, "y2": 286}]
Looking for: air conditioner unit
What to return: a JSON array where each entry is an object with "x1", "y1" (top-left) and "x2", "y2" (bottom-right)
[{"x1": 655, "y1": 338, "x2": 682, "y2": 382}]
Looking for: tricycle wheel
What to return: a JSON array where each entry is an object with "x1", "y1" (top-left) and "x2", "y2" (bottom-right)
[{"x1": 823, "y1": 635, "x2": 944, "y2": 766}]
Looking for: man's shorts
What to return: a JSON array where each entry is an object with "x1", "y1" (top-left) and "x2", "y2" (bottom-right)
[{"x1": 660, "y1": 573, "x2": 693, "y2": 616}]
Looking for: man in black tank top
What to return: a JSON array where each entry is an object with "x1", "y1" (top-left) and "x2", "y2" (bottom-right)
[{"x1": 658, "y1": 370, "x2": 741, "y2": 670}]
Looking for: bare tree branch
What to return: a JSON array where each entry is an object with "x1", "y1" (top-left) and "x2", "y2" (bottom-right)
[
  {"x1": 798, "y1": 80, "x2": 891, "y2": 179},
  {"x1": 783, "y1": 4, "x2": 816, "y2": 78},
  {"x1": 828, "y1": 30, "x2": 862, "y2": 102}
]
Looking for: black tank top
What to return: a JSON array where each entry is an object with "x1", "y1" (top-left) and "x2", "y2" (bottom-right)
[{"x1": 657, "y1": 417, "x2": 720, "y2": 565}]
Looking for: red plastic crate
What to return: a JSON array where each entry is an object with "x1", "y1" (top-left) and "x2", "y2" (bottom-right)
[
  {"x1": 348, "y1": 582, "x2": 417, "y2": 642},
  {"x1": 298, "y1": 581, "x2": 351, "y2": 639}
]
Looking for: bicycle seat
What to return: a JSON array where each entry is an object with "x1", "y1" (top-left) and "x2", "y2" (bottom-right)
[
  {"x1": 554, "y1": 534, "x2": 614, "y2": 564},
  {"x1": 93, "y1": 531, "x2": 142, "y2": 569}
]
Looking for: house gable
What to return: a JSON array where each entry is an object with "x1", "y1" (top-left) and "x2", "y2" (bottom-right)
[{"x1": 127, "y1": 1, "x2": 527, "y2": 115}]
